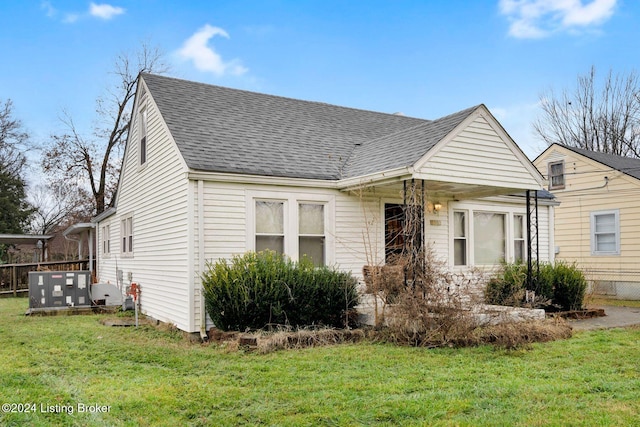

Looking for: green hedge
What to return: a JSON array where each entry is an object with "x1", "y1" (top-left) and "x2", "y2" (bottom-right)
[
  {"x1": 486, "y1": 261, "x2": 587, "y2": 311},
  {"x1": 202, "y1": 251, "x2": 359, "y2": 331}
]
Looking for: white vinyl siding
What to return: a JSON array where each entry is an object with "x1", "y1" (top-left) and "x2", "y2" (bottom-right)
[
  {"x1": 96, "y1": 84, "x2": 191, "y2": 331},
  {"x1": 418, "y1": 115, "x2": 541, "y2": 190}
]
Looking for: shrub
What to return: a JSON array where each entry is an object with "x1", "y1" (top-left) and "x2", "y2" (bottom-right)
[
  {"x1": 548, "y1": 261, "x2": 588, "y2": 311},
  {"x1": 485, "y1": 263, "x2": 527, "y2": 306},
  {"x1": 202, "y1": 251, "x2": 359, "y2": 331},
  {"x1": 486, "y1": 261, "x2": 587, "y2": 311}
]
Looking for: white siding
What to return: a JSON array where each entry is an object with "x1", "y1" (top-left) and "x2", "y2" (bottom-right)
[
  {"x1": 194, "y1": 182, "x2": 548, "y2": 282},
  {"x1": 419, "y1": 115, "x2": 540, "y2": 190},
  {"x1": 96, "y1": 89, "x2": 192, "y2": 331}
]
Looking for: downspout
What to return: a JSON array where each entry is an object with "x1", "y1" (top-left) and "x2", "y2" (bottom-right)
[
  {"x1": 88, "y1": 227, "x2": 94, "y2": 276},
  {"x1": 198, "y1": 180, "x2": 207, "y2": 341}
]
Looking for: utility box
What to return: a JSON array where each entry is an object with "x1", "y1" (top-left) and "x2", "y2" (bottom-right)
[{"x1": 29, "y1": 271, "x2": 91, "y2": 310}]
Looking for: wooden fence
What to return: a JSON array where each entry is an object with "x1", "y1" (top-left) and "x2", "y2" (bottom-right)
[{"x1": 0, "y1": 259, "x2": 92, "y2": 297}]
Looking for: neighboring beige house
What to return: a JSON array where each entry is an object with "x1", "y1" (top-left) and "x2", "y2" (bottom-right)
[
  {"x1": 93, "y1": 73, "x2": 556, "y2": 333},
  {"x1": 534, "y1": 144, "x2": 640, "y2": 299}
]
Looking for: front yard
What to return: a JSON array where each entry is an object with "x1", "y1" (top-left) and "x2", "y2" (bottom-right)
[{"x1": 1, "y1": 297, "x2": 639, "y2": 426}]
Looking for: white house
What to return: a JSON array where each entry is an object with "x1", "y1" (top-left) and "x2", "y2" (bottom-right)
[{"x1": 94, "y1": 73, "x2": 556, "y2": 334}]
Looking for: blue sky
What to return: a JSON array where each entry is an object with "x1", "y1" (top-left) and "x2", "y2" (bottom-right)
[{"x1": 1, "y1": 0, "x2": 637, "y2": 166}]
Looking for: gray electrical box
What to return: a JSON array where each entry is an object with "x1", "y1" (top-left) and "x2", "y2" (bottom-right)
[{"x1": 29, "y1": 271, "x2": 91, "y2": 310}]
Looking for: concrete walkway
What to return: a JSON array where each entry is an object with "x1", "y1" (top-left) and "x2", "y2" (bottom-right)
[{"x1": 568, "y1": 305, "x2": 640, "y2": 331}]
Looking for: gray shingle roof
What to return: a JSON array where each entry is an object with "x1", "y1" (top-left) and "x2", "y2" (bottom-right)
[
  {"x1": 141, "y1": 73, "x2": 477, "y2": 180},
  {"x1": 560, "y1": 145, "x2": 640, "y2": 181}
]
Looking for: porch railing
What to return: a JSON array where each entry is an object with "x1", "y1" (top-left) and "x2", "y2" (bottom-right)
[{"x1": 0, "y1": 259, "x2": 92, "y2": 297}]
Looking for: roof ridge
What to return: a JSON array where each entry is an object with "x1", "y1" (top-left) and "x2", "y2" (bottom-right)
[
  {"x1": 353, "y1": 104, "x2": 480, "y2": 149},
  {"x1": 141, "y1": 72, "x2": 429, "y2": 122},
  {"x1": 556, "y1": 144, "x2": 640, "y2": 181}
]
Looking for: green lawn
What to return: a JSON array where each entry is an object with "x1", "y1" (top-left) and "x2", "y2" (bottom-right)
[{"x1": 1, "y1": 298, "x2": 639, "y2": 426}]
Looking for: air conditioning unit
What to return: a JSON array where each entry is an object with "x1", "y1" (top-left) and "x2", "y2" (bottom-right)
[{"x1": 28, "y1": 271, "x2": 91, "y2": 310}]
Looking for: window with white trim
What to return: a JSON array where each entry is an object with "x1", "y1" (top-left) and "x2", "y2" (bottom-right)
[
  {"x1": 548, "y1": 161, "x2": 565, "y2": 190},
  {"x1": 299, "y1": 203, "x2": 325, "y2": 266},
  {"x1": 453, "y1": 210, "x2": 467, "y2": 266},
  {"x1": 139, "y1": 107, "x2": 147, "y2": 166},
  {"x1": 451, "y1": 206, "x2": 525, "y2": 266},
  {"x1": 591, "y1": 210, "x2": 620, "y2": 255},
  {"x1": 473, "y1": 212, "x2": 506, "y2": 265},
  {"x1": 102, "y1": 224, "x2": 111, "y2": 256},
  {"x1": 255, "y1": 200, "x2": 285, "y2": 254},
  {"x1": 121, "y1": 215, "x2": 133, "y2": 256},
  {"x1": 249, "y1": 192, "x2": 333, "y2": 266},
  {"x1": 514, "y1": 214, "x2": 525, "y2": 262}
]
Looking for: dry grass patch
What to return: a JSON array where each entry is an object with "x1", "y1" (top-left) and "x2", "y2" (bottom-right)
[
  {"x1": 207, "y1": 317, "x2": 573, "y2": 354},
  {"x1": 208, "y1": 327, "x2": 368, "y2": 354}
]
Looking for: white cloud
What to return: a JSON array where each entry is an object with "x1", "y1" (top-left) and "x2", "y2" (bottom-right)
[
  {"x1": 40, "y1": 1, "x2": 56, "y2": 18},
  {"x1": 499, "y1": 0, "x2": 617, "y2": 39},
  {"x1": 89, "y1": 2, "x2": 125, "y2": 20},
  {"x1": 42, "y1": 2, "x2": 125, "y2": 23},
  {"x1": 63, "y1": 13, "x2": 80, "y2": 24},
  {"x1": 177, "y1": 24, "x2": 248, "y2": 76}
]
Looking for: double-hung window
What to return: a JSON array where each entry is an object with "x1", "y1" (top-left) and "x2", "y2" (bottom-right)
[
  {"x1": 298, "y1": 203, "x2": 325, "y2": 266},
  {"x1": 255, "y1": 200, "x2": 285, "y2": 254},
  {"x1": 453, "y1": 211, "x2": 467, "y2": 266},
  {"x1": 121, "y1": 215, "x2": 133, "y2": 256},
  {"x1": 513, "y1": 214, "x2": 525, "y2": 262},
  {"x1": 251, "y1": 193, "x2": 332, "y2": 266},
  {"x1": 548, "y1": 161, "x2": 565, "y2": 190},
  {"x1": 591, "y1": 210, "x2": 620, "y2": 255},
  {"x1": 102, "y1": 224, "x2": 111, "y2": 256}
]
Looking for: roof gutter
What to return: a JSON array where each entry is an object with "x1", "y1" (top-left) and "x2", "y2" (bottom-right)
[
  {"x1": 92, "y1": 207, "x2": 117, "y2": 223},
  {"x1": 186, "y1": 171, "x2": 340, "y2": 189}
]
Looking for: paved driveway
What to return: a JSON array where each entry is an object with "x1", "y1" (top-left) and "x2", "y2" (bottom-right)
[{"x1": 568, "y1": 305, "x2": 640, "y2": 331}]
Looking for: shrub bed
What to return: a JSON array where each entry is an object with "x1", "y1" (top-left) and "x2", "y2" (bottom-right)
[
  {"x1": 202, "y1": 251, "x2": 358, "y2": 331},
  {"x1": 486, "y1": 261, "x2": 587, "y2": 311}
]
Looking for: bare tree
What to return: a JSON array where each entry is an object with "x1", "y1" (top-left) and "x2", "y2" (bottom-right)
[
  {"x1": 0, "y1": 99, "x2": 29, "y2": 177},
  {"x1": 0, "y1": 99, "x2": 33, "y2": 237},
  {"x1": 42, "y1": 44, "x2": 169, "y2": 215},
  {"x1": 533, "y1": 66, "x2": 640, "y2": 157},
  {"x1": 29, "y1": 182, "x2": 92, "y2": 236}
]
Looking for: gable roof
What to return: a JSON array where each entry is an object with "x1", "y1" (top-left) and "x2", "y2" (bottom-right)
[
  {"x1": 554, "y1": 144, "x2": 640, "y2": 181},
  {"x1": 342, "y1": 106, "x2": 479, "y2": 178},
  {"x1": 140, "y1": 73, "x2": 477, "y2": 180}
]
